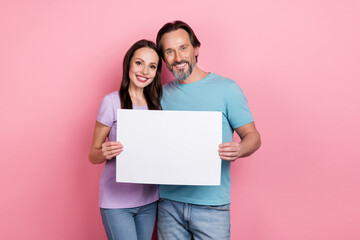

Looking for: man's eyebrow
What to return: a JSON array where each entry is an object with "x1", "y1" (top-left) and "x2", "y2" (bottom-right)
[{"x1": 164, "y1": 44, "x2": 189, "y2": 52}]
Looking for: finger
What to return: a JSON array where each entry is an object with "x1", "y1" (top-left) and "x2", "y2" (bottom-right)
[
  {"x1": 219, "y1": 152, "x2": 237, "y2": 157},
  {"x1": 219, "y1": 154, "x2": 237, "y2": 161},
  {"x1": 107, "y1": 141, "x2": 122, "y2": 146},
  {"x1": 218, "y1": 146, "x2": 237, "y2": 152},
  {"x1": 219, "y1": 142, "x2": 235, "y2": 148},
  {"x1": 107, "y1": 150, "x2": 123, "y2": 159},
  {"x1": 105, "y1": 148, "x2": 122, "y2": 157},
  {"x1": 103, "y1": 141, "x2": 122, "y2": 147},
  {"x1": 106, "y1": 148, "x2": 123, "y2": 156},
  {"x1": 108, "y1": 145, "x2": 124, "y2": 151},
  {"x1": 105, "y1": 149, "x2": 123, "y2": 159},
  {"x1": 102, "y1": 142, "x2": 123, "y2": 152},
  {"x1": 222, "y1": 158, "x2": 236, "y2": 162}
]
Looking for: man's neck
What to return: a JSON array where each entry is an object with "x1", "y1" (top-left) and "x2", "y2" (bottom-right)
[{"x1": 178, "y1": 66, "x2": 209, "y2": 84}]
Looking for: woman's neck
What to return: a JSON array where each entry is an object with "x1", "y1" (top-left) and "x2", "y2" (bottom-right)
[{"x1": 128, "y1": 85, "x2": 147, "y2": 106}]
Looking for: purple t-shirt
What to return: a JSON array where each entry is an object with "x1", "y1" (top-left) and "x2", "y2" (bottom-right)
[{"x1": 96, "y1": 91, "x2": 159, "y2": 208}]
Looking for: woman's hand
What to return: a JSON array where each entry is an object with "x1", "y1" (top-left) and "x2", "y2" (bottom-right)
[
  {"x1": 89, "y1": 122, "x2": 123, "y2": 164},
  {"x1": 102, "y1": 141, "x2": 123, "y2": 160}
]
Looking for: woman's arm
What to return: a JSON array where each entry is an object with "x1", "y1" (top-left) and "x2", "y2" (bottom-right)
[{"x1": 88, "y1": 121, "x2": 123, "y2": 164}]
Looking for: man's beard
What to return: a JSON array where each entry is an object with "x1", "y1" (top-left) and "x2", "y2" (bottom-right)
[{"x1": 170, "y1": 60, "x2": 194, "y2": 81}]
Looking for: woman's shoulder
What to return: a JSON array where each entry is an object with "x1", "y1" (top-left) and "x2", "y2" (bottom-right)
[
  {"x1": 101, "y1": 91, "x2": 120, "y2": 108},
  {"x1": 102, "y1": 91, "x2": 119, "y2": 101},
  {"x1": 104, "y1": 91, "x2": 119, "y2": 99}
]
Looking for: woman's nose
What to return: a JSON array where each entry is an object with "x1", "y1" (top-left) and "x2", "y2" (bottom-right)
[{"x1": 141, "y1": 65, "x2": 148, "y2": 75}]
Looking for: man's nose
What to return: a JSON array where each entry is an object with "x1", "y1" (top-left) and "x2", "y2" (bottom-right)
[{"x1": 175, "y1": 51, "x2": 182, "y2": 62}]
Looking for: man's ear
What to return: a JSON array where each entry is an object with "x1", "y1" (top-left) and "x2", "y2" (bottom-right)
[{"x1": 195, "y1": 47, "x2": 199, "y2": 57}]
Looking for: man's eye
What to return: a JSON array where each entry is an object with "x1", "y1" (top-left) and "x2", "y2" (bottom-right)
[
  {"x1": 182, "y1": 47, "x2": 187, "y2": 50},
  {"x1": 166, "y1": 50, "x2": 173, "y2": 55}
]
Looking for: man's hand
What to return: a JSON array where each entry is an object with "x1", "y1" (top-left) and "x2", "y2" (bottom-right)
[
  {"x1": 218, "y1": 122, "x2": 261, "y2": 162},
  {"x1": 218, "y1": 142, "x2": 241, "y2": 162}
]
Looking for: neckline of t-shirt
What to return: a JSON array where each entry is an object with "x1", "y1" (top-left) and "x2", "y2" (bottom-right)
[
  {"x1": 133, "y1": 104, "x2": 147, "y2": 109},
  {"x1": 114, "y1": 91, "x2": 148, "y2": 109},
  {"x1": 175, "y1": 72, "x2": 213, "y2": 87}
]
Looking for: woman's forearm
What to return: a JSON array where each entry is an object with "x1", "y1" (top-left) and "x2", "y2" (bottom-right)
[{"x1": 89, "y1": 147, "x2": 107, "y2": 164}]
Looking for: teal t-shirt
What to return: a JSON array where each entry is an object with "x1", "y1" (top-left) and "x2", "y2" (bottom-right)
[{"x1": 160, "y1": 72, "x2": 254, "y2": 205}]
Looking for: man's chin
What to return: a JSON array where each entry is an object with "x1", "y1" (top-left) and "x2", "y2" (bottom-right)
[
  {"x1": 174, "y1": 73, "x2": 188, "y2": 81},
  {"x1": 171, "y1": 69, "x2": 191, "y2": 81}
]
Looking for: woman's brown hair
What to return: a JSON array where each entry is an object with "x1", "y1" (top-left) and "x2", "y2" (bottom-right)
[{"x1": 119, "y1": 39, "x2": 162, "y2": 110}]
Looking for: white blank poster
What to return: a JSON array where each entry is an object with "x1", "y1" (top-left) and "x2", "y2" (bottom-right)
[{"x1": 116, "y1": 109, "x2": 222, "y2": 185}]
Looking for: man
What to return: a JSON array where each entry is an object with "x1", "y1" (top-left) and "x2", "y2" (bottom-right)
[{"x1": 156, "y1": 21, "x2": 261, "y2": 240}]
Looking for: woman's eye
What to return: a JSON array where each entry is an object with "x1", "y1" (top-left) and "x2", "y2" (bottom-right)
[
  {"x1": 135, "y1": 61, "x2": 141, "y2": 65},
  {"x1": 150, "y1": 65, "x2": 156, "y2": 70}
]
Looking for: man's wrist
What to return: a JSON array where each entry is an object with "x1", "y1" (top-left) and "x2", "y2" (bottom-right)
[{"x1": 236, "y1": 142, "x2": 242, "y2": 158}]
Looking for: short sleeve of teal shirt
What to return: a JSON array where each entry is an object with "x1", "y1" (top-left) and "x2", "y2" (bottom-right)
[
  {"x1": 160, "y1": 73, "x2": 254, "y2": 205},
  {"x1": 225, "y1": 80, "x2": 254, "y2": 130}
]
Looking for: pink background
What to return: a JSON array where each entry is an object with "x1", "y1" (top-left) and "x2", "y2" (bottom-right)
[{"x1": 1, "y1": 1, "x2": 359, "y2": 239}]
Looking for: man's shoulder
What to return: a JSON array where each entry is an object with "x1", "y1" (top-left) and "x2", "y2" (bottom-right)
[{"x1": 207, "y1": 73, "x2": 239, "y2": 88}]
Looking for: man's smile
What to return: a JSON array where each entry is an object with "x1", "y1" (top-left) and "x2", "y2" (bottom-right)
[{"x1": 172, "y1": 60, "x2": 188, "y2": 70}]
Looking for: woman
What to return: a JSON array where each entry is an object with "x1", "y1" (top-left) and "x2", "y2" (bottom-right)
[{"x1": 89, "y1": 39, "x2": 162, "y2": 240}]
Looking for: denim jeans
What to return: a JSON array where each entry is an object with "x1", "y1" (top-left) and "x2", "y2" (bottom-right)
[
  {"x1": 100, "y1": 201, "x2": 157, "y2": 240},
  {"x1": 157, "y1": 199, "x2": 230, "y2": 240}
]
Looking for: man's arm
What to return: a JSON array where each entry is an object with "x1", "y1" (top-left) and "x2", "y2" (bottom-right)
[{"x1": 218, "y1": 122, "x2": 261, "y2": 162}]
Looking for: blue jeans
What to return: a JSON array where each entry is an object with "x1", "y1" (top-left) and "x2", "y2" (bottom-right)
[
  {"x1": 100, "y1": 201, "x2": 157, "y2": 240},
  {"x1": 157, "y1": 199, "x2": 230, "y2": 240}
]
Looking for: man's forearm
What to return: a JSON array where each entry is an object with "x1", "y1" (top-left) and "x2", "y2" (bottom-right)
[{"x1": 237, "y1": 132, "x2": 261, "y2": 158}]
